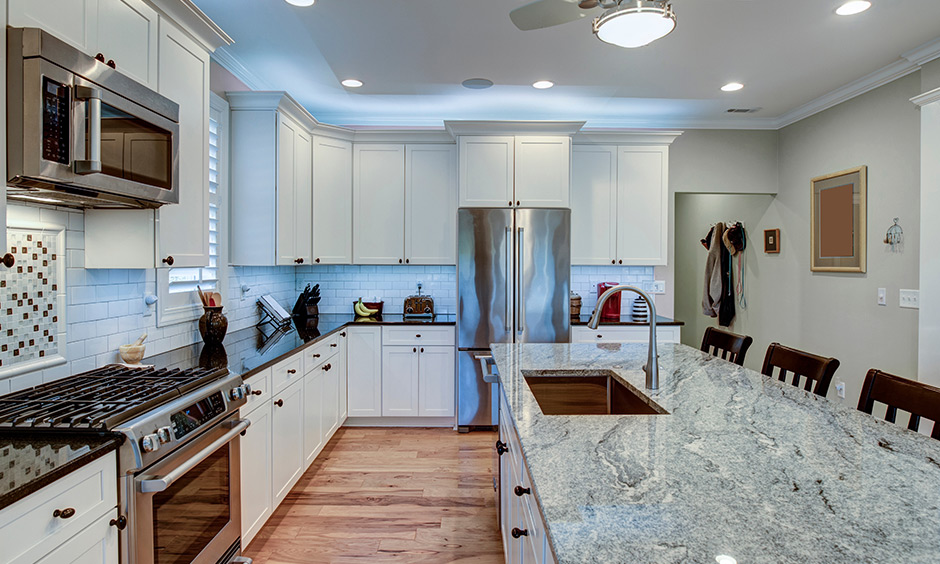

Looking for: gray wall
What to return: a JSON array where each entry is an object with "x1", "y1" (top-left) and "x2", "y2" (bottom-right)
[{"x1": 670, "y1": 130, "x2": 779, "y2": 194}]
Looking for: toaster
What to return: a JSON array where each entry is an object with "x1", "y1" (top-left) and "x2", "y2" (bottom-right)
[{"x1": 403, "y1": 284, "x2": 434, "y2": 318}]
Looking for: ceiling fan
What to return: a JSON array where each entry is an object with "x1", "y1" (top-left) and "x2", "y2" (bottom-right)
[{"x1": 509, "y1": 0, "x2": 677, "y2": 48}]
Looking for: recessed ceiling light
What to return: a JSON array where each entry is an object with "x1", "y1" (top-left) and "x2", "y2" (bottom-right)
[
  {"x1": 285, "y1": 0, "x2": 315, "y2": 6},
  {"x1": 532, "y1": 80, "x2": 554, "y2": 89},
  {"x1": 715, "y1": 556, "x2": 737, "y2": 564},
  {"x1": 341, "y1": 79, "x2": 363, "y2": 88},
  {"x1": 721, "y1": 82, "x2": 744, "y2": 92},
  {"x1": 462, "y1": 78, "x2": 494, "y2": 90},
  {"x1": 836, "y1": 1, "x2": 871, "y2": 15}
]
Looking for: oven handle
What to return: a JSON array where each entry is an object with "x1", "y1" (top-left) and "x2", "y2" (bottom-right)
[
  {"x1": 73, "y1": 86, "x2": 102, "y2": 175},
  {"x1": 139, "y1": 419, "x2": 250, "y2": 494}
]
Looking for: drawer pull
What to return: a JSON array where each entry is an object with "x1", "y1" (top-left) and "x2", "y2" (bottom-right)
[
  {"x1": 330, "y1": 343, "x2": 338, "y2": 348},
  {"x1": 514, "y1": 486, "x2": 531, "y2": 496},
  {"x1": 274, "y1": 399, "x2": 284, "y2": 407},
  {"x1": 413, "y1": 347, "x2": 417, "y2": 353},
  {"x1": 597, "y1": 335, "x2": 603, "y2": 339},
  {"x1": 511, "y1": 527, "x2": 528, "y2": 539},
  {"x1": 110, "y1": 515, "x2": 127, "y2": 530},
  {"x1": 53, "y1": 508, "x2": 76, "y2": 519},
  {"x1": 287, "y1": 369, "x2": 297, "y2": 374},
  {"x1": 496, "y1": 440, "x2": 508, "y2": 456},
  {"x1": 420, "y1": 347, "x2": 424, "y2": 353},
  {"x1": 415, "y1": 334, "x2": 421, "y2": 338},
  {"x1": 340, "y1": 332, "x2": 346, "y2": 337},
  {"x1": 312, "y1": 353, "x2": 321, "y2": 358},
  {"x1": 322, "y1": 363, "x2": 332, "y2": 371},
  {"x1": 250, "y1": 390, "x2": 263, "y2": 396}
]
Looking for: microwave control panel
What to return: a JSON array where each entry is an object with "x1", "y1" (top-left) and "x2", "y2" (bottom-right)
[{"x1": 42, "y1": 77, "x2": 69, "y2": 164}]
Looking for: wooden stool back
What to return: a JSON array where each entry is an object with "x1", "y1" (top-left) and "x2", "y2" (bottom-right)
[
  {"x1": 760, "y1": 342, "x2": 840, "y2": 396},
  {"x1": 857, "y1": 369, "x2": 940, "y2": 440},
  {"x1": 700, "y1": 327, "x2": 753, "y2": 366}
]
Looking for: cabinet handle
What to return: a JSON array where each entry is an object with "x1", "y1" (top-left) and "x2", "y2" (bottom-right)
[
  {"x1": 420, "y1": 347, "x2": 424, "y2": 353},
  {"x1": 413, "y1": 347, "x2": 417, "y2": 353},
  {"x1": 496, "y1": 440, "x2": 508, "y2": 455},
  {"x1": 322, "y1": 363, "x2": 331, "y2": 371},
  {"x1": 415, "y1": 334, "x2": 421, "y2": 338},
  {"x1": 516, "y1": 201, "x2": 520, "y2": 206},
  {"x1": 597, "y1": 335, "x2": 603, "y2": 339},
  {"x1": 287, "y1": 369, "x2": 297, "y2": 374},
  {"x1": 340, "y1": 332, "x2": 346, "y2": 337},
  {"x1": 109, "y1": 515, "x2": 127, "y2": 530},
  {"x1": 405, "y1": 259, "x2": 410, "y2": 264},
  {"x1": 95, "y1": 53, "x2": 105, "y2": 63},
  {"x1": 274, "y1": 399, "x2": 284, "y2": 407},
  {"x1": 399, "y1": 258, "x2": 403, "y2": 264},
  {"x1": 1, "y1": 254, "x2": 14, "y2": 268},
  {"x1": 250, "y1": 390, "x2": 263, "y2": 396},
  {"x1": 508, "y1": 201, "x2": 513, "y2": 207},
  {"x1": 618, "y1": 259, "x2": 623, "y2": 264},
  {"x1": 511, "y1": 528, "x2": 528, "y2": 539},
  {"x1": 315, "y1": 258, "x2": 320, "y2": 263},
  {"x1": 162, "y1": 256, "x2": 174, "y2": 266},
  {"x1": 312, "y1": 353, "x2": 321, "y2": 358},
  {"x1": 611, "y1": 259, "x2": 615, "y2": 264},
  {"x1": 330, "y1": 343, "x2": 338, "y2": 348},
  {"x1": 514, "y1": 486, "x2": 531, "y2": 496},
  {"x1": 53, "y1": 508, "x2": 76, "y2": 519},
  {"x1": 107, "y1": 59, "x2": 116, "y2": 69},
  {"x1": 294, "y1": 258, "x2": 304, "y2": 264}
]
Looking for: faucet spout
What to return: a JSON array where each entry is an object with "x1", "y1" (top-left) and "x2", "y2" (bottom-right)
[{"x1": 587, "y1": 285, "x2": 659, "y2": 390}]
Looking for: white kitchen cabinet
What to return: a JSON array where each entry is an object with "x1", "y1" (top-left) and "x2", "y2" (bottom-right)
[
  {"x1": 322, "y1": 361, "x2": 341, "y2": 437},
  {"x1": 275, "y1": 115, "x2": 313, "y2": 266},
  {"x1": 35, "y1": 510, "x2": 119, "y2": 564},
  {"x1": 271, "y1": 378, "x2": 304, "y2": 506},
  {"x1": 382, "y1": 345, "x2": 421, "y2": 417},
  {"x1": 418, "y1": 345, "x2": 456, "y2": 417},
  {"x1": 154, "y1": 16, "x2": 210, "y2": 268},
  {"x1": 8, "y1": 0, "x2": 96, "y2": 54},
  {"x1": 458, "y1": 136, "x2": 515, "y2": 207},
  {"x1": 303, "y1": 368, "x2": 325, "y2": 466},
  {"x1": 570, "y1": 145, "x2": 669, "y2": 266},
  {"x1": 239, "y1": 398, "x2": 272, "y2": 548},
  {"x1": 338, "y1": 330, "x2": 348, "y2": 422},
  {"x1": 346, "y1": 326, "x2": 383, "y2": 417},
  {"x1": 312, "y1": 136, "x2": 353, "y2": 264},
  {"x1": 514, "y1": 137, "x2": 570, "y2": 208},
  {"x1": 96, "y1": 0, "x2": 158, "y2": 88},
  {"x1": 353, "y1": 144, "x2": 406, "y2": 264},
  {"x1": 570, "y1": 324, "x2": 681, "y2": 344},
  {"x1": 405, "y1": 144, "x2": 458, "y2": 265}
]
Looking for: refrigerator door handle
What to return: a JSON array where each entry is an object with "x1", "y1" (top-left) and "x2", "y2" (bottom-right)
[
  {"x1": 517, "y1": 227, "x2": 525, "y2": 335},
  {"x1": 505, "y1": 226, "x2": 512, "y2": 332},
  {"x1": 474, "y1": 353, "x2": 500, "y2": 384}
]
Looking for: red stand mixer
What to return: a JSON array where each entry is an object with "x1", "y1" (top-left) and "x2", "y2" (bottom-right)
[{"x1": 596, "y1": 282, "x2": 622, "y2": 321}]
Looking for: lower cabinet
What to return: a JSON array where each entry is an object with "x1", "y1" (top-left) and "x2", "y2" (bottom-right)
[
  {"x1": 271, "y1": 378, "x2": 305, "y2": 507},
  {"x1": 303, "y1": 369, "x2": 325, "y2": 467},
  {"x1": 347, "y1": 326, "x2": 383, "y2": 417},
  {"x1": 36, "y1": 510, "x2": 119, "y2": 564},
  {"x1": 418, "y1": 345, "x2": 456, "y2": 417},
  {"x1": 570, "y1": 324, "x2": 681, "y2": 344},
  {"x1": 239, "y1": 398, "x2": 273, "y2": 548},
  {"x1": 382, "y1": 346, "x2": 420, "y2": 416}
]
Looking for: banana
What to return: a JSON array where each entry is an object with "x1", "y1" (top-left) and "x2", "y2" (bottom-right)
[
  {"x1": 354, "y1": 300, "x2": 369, "y2": 317},
  {"x1": 361, "y1": 303, "x2": 379, "y2": 315}
]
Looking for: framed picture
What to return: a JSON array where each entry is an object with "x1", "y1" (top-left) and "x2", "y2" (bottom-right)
[
  {"x1": 764, "y1": 229, "x2": 780, "y2": 253},
  {"x1": 811, "y1": 166, "x2": 867, "y2": 273}
]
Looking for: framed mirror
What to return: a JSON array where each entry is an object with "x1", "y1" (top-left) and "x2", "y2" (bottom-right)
[{"x1": 811, "y1": 165, "x2": 867, "y2": 273}]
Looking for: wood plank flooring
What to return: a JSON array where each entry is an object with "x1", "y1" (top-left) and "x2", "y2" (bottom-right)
[{"x1": 244, "y1": 427, "x2": 505, "y2": 564}]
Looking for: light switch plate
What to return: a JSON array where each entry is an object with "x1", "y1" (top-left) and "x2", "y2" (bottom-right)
[
  {"x1": 650, "y1": 280, "x2": 666, "y2": 294},
  {"x1": 900, "y1": 289, "x2": 920, "y2": 309},
  {"x1": 877, "y1": 288, "x2": 886, "y2": 306}
]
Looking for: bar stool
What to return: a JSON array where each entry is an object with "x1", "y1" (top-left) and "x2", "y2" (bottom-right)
[
  {"x1": 760, "y1": 342, "x2": 840, "y2": 396},
  {"x1": 857, "y1": 369, "x2": 940, "y2": 440},
  {"x1": 700, "y1": 327, "x2": 753, "y2": 366}
]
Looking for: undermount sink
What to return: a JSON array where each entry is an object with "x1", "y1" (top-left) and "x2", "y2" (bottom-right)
[{"x1": 523, "y1": 370, "x2": 668, "y2": 416}]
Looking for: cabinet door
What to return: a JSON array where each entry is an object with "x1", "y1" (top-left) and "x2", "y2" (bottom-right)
[
  {"x1": 382, "y1": 346, "x2": 420, "y2": 417},
  {"x1": 617, "y1": 147, "x2": 668, "y2": 266},
  {"x1": 155, "y1": 18, "x2": 210, "y2": 268},
  {"x1": 294, "y1": 128, "x2": 313, "y2": 265},
  {"x1": 346, "y1": 326, "x2": 382, "y2": 417},
  {"x1": 405, "y1": 144, "x2": 457, "y2": 265},
  {"x1": 8, "y1": 0, "x2": 96, "y2": 54},
  {"x1": 96, "y1": 0, "x2": 158, "y2": 88},
  {"x1": 322, "y1": 363, "x2": 340, "y2": 439},
  {"x1": 458, "y1": 136, "x2": 514, "y2": 207},
  {"x1": 271, "y1": 380, "x2": 304, "y2": 506},
  {"x1": 418, "y1": 345, "x2": 455, "y2": 417},
  {"x1": 35, "y1": 510, "x2": 118, "y2": 564},
  {"x1": 514, "y1": 137, "x2": 570, "y2": 208},
  {"x1": 275, "y1": 115, "x2": 298, "y2": 266},
  {"x1": 303, "y1": 370, "x2": 324, "y2": 467},
  {"x1": 353, "y1": 144, "x2": 405, "y2": 264},
  {"x1": 240, "y1": 402, "x2": 272, "y2": 548},
  {"x1": 338, "y1": 331, "x2": 348, "y2": 422},
  {"x1": 312, "y1": 137, "x2": 353, "y2": 264},
  {"x1": 571, "y1": 146, "x2": 618, "y2": 265}
]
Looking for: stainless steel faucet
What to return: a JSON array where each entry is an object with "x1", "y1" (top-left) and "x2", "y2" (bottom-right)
[{"x1": 587, "y1": 285, "x2": 659, "y2": 390}]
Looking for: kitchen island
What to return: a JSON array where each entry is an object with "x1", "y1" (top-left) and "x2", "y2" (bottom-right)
[{"x1": 492, "y1": 342, "x2": 940, "y2": 564}]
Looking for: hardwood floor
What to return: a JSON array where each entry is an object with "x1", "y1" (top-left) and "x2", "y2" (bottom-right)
[{"x1": 244, "y1": 427, "x2": 505, "y2": 564}]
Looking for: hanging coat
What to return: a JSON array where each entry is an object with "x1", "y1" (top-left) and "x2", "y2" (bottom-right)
[
  {"x1": 702, "y1": 222, "x2": 724, "y2": 318},
  {"x1": 718, "y1": 234, "x2": 736, "y2": 327}
]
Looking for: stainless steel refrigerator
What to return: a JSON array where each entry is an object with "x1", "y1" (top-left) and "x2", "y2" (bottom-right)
[{"x1": 457, "y1": 207, "x2": 570, "y2": 431}]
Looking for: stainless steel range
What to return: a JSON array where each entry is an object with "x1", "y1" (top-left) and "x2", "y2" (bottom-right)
[{"x1": 0, "y1": 365, "x2": 252, "y2": 564}]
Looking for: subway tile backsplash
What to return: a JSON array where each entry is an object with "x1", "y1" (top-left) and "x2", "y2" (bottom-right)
[{"x1": 570, "y1": 265, "x2": 655, "y2": 316}]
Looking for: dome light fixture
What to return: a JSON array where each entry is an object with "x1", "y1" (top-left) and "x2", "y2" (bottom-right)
[
  {"x1": 836, "y1": 1, "x2": 871, "y2": 16},
  {"x1": 341, "y1": 79, "x2": 363, "y2": 88},
  {"x1": 532, "y1": 80, "x2": 555, "y2": 89},
  {"x1": 715, "y1": 556, "x2": 737, "y2": 564},
  {"x1": 285, "y1": 0, "x2": 315, "y2": 6},
  {"x1": 721, "y1": 82, "x2": 744, "y2": 92},
  {"x1": 593, "y1": 0, "x2": 677, "y2": 49}
]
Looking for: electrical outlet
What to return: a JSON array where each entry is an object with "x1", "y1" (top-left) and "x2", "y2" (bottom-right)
[
  {"x1": 900, "y1": 289, "x2": 920, "y2": 309},
  {"x1": 835, "y1": 381, "x2": 846, "y2": 399},
  {"x1": 650, "y1": 280, "x2": 666, "y2": 294},
  {"x1": 877, "y1": 288, "x2": 886, "y2": 306}
]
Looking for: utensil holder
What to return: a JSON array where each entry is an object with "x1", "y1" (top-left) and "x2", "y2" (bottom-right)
[{"x1": 199, "y1": 306, "x2": 228, "y2": 345}]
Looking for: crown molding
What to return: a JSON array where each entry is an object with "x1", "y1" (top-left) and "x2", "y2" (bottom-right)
[
  {"x1": 348, "y1": 129, "x2": 455, "y2": 143},
  {"x1": 212, "y1": 47, "x2": 271, "y2": 91},
  {"x1": 912, "y1": 86, "x2": 940, "y2": 107},
  {"x1": 149, "y1": 0, "x2": 232, "y2": 52},
  {"x1": 225, "y1": 91, "x2": 319, "y2": 131},
  {"x1": 444, "y1": 120, "x2": 586, "y2": 137},
  {"x1": 902, "y1": 36, "x2": 940, "y2": 66},
  {"x1": 573, "y1": 129, "x2": 683, "y2": 145}
]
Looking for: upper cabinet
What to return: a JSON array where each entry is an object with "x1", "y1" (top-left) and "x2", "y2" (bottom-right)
[
  {"x1": 458, "y1": 135, "x2": 570, "y2": 209},
  {"x1": 8, "y1": 0, "x2": 96, "y2": 55},
  {"x1": 312, "y1": 136, "x2": 353, "y2": 265},
  {"x1": 353, "y1": 143, "x2": 457, "y2": 265},
  {"x1": 228, "y1": 92, "x2": 317, "y2": 266},
  {"x1": 570, "y1": 144, "x2": 670, "y2": 266}
]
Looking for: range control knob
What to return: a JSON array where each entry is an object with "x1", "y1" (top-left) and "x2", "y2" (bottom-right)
[
  {"x1": 229, "y1": 386, "x2": 245, "y2": 401},
  {"x1": 156, "y1": 427, "x2": 172, "y2": 444},
  {"x1": 141, "y1": 434, "x2": 160, "y2": 453}
]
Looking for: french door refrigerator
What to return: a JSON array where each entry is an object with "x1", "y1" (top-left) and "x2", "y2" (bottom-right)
[{"x1": 457, "y1": 207, "x2": 570, "y2": 431}]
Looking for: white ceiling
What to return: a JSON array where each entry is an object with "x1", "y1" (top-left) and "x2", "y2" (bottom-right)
[{"x1": 192, "y1": 0, "x2": 940, "y2": 129}]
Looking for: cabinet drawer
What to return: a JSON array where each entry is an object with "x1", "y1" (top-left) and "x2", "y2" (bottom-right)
[
  {"x1": 36, "y1": 508, "x2": 119, "y2": 564},
  {"x1": 382, "y1": 325, "x2": 454, "y2": 346},
  {"x1": 242, "y1": 367, "x2": 272, "y2": 413},
  {"x1": 271, "y1": 354, "x2": 304, "y2": 394},
  {"x1": 304, "y1": 334, "x2": 340, "y2": 374},
  {"x1": 571, "y1": 325, "x2": 680, "y2": 344},
  {"x1": 0, "y1": 451, "x2": 118, "y2": 564}
]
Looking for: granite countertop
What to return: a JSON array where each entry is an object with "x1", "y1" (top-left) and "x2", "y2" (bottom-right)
[
  {"x1": 571, "y1": 314, "x2": 684, "y2": 326},
  {"x1": 492, "y1": 342, "x2": 940, "y2": 564},
  {"x1": 0, "y1": 432, "x2": 123, "y2": 510}
]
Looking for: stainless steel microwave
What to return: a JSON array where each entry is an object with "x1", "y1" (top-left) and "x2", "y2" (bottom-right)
[{"x1": 6, "y1": 27, "x2": 180, "y2": 209}]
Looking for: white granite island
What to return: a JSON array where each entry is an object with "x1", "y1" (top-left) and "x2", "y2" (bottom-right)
[{"x1": 491, "y1": 342, "x2": 940, "y2": 564}]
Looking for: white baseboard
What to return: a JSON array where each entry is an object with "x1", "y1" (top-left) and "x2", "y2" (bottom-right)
[{"x1": 342, "y1": 416, "x2": 455, "y2": 428}]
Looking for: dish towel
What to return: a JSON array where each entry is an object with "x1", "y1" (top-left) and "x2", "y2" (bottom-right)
[{"x1": 702, "y1": 222, "x2": 724, "y2": 318}]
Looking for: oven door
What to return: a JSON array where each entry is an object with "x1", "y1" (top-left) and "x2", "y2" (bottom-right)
[{"x1": 133, "y1": 414, "x2": 248, "y2": 564}]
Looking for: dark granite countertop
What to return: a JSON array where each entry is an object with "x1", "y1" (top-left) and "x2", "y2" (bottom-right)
[
  {"x1": 571, "y1": 314, "x2": 684, "y2": 326},
  {"x1": 0, "y1": 431, "x2": 123, "y2": 510}
]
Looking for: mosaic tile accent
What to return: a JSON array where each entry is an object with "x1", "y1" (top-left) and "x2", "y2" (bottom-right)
[{"x1": 0, "y1": 229, "x2": 63, "y2": 370}]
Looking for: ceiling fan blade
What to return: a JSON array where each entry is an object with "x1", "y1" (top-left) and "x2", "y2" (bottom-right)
[{"x1": 509, "y1": 0, "x2": 599, "y2": 31}]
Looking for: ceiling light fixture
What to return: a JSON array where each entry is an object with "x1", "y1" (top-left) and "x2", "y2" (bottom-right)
[
  {"x1": 341, "y1": 79, "x2": 363, "y2": 88},
  {"x1": 593, "y1": 0, "x2": 676, "y2": 49},
  {"x1": 721, "y1": 82, "x2": 744, "y2": 92},
  {"x1": 284, "y1": 0, "x2": 315, "y2": 6},
  {"x1": 462, "y1": 78, "x2": 494, "y2": 89},
  {"x1": 532, "y1": 80, "x2": 554, "y2": 89},
  {"x1": 836, "y1": 1, "x2": 871, "y2": 15},
  {"x1": 715, "y1": 556, "x2": 738, "y2": 564}
]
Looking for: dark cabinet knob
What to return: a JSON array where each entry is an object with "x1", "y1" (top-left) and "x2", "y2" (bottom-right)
[
  {"x1": 95, "y1": 53, "x2": 105, "y2": 63},
  {"x1": 618, "y1": 259, "x2": 622, "y2": 264},
  {"x1": 399, "y1": 258, "x2": 403, "y2": 264},
  {"x1": 162, "y1": 256, "x2": 174, "y2": 266},
  {"x1": 420, "y1": 347, "x2": 424, "y2": 353},
  {"x1": 611, "y1": 259, "x2": 615, "y2": 264},
  {"x1": 274, "y1": 399, "x2": 284, "y2": 407},
  {"x1": 496, "y1": 440, "x2": 508, "y2": 455},
  {"x1": 322, "y1": 363, "x2": 331, "y2": 371},
  {"x1": 415, "y1": 334, "x2": 421, "y2": 338},
  {"x1": 250, "y1": 390, "x2": 263, "y2": 396},
  {"x1": 597, "y1": 335, "x2": 603, "y2": 339},
  {"x1": 287, "y1": 369, "x2": 297, "y2": 374},
  {"x1": 405, "y1": 259, "x2": 410, "y2": 264},
  {"x1": 330, "y1": 343, "x2": 338, "y2": 348},
  {"x1": 107, "y1": 59, "x2": 116, "y2": 69},
  {"x1": 110, "y1": 515, "x2": 127, "y2": 530},
  {"x1": 516, "y1": 201, "x2": 520, "y2": 206},
  {"x1": 315, "y1": 258, "x2": 320, "y2": 263},
  {"x1": 312, "y1": 353, "x2": 321, "y2": 358},
  {"x1": 514, "y1": 486, "x2": 531, "y2": 496},
  {"x1": 508, "y1": 201, "x2": 513, "y2": 207},
  {"x1": 511, "y1": 527, "x2": 528, "y2": 538},
  {"x1": 53, "y1": 508, "x2": 76, "y2": 519},
  {"x1": 413, "y1": 347, "x2": 417, "y2": 353},
  {"x1": 1, "y1": 254, "x2": 14, "y2": 268},
  {"x1": 340, "y1": 332, "x2": 346, "y2": 337},
  {"x1": 295, "y1": 258, "x2": 304, "y2": 264}
]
